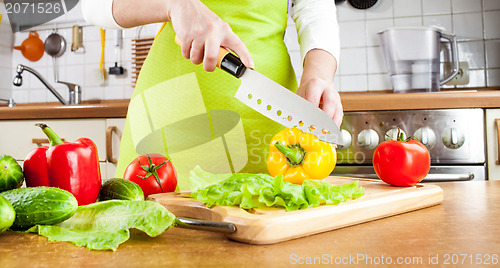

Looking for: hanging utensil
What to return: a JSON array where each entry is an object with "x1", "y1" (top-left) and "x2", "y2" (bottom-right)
[
  {"x1": 96, "y1": 28, "x2": 107, "y2": 82},
  {"x1": 44, "y1": 30, "x2": 67, "y2": 81},
  {"x1": 14, "y1": 31, "x2": 45, "y2": 62},
  {"x1": 71, "y1": 25, "x2": 85, "y2": 53},
  {"x1": 109, "y1": 29, "x2": 124, "y2": 75}
]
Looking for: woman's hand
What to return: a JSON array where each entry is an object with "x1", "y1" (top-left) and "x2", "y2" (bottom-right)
[
  {"x1": 112, "y1": 0, "x2": 253, "y2": 71},
  {"x1": 296, "y1": 49, "x2": 343, "y2": 127},
  {"x1": 169, "y1": 0, "x2": 254, "y2": 72}
]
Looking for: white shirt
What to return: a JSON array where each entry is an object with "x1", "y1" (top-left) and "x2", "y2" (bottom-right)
[{"x1": 81, "y1": 0, "x2": 340, "y2": 65}]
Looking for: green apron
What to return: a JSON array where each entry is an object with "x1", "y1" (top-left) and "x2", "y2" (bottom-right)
[{"x1": 116, "y1": 0, "x2": 297, "y2": 190}]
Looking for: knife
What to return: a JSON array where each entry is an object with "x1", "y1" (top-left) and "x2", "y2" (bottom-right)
[
  {"x1": 175, "y1": 217, "x2": 236, "y2": 233},
  {"x1": 174, "y1": 37, "x2": 342, "y2": 144}
]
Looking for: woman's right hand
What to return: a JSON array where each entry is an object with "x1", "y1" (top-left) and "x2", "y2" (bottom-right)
[{"x1": 168, "y1": 0, "x2": 254, "y2": 72}]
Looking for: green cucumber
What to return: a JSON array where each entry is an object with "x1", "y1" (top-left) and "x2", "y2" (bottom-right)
[
  {"x1": 99, "y1": 178, "x2": 144, "y2": 201},
  {"x1": 0, "y1": 195, "x2": 15, "y2": 233},
  {"x1": 1, "y1": 187, "x2": 78, "y2": 230},
  {"x1": 0, "y1": 155, "x2": 24, "y2": 192}
]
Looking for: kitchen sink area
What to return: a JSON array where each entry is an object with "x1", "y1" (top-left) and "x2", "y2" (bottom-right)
[{"x1": 0, "y1": 99, "x2": 129, "y2": 119}]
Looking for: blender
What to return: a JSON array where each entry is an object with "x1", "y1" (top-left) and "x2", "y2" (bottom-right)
[{"x1": 378, "y1": 27, "x2": 459, "y2": 93}]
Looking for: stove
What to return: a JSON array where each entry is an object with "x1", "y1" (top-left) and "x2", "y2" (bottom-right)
[{"x1": 332, "y1": 108, "x2": 486, "y2": 181}]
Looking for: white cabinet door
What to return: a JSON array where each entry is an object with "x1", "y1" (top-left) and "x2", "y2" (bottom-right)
[
  {"x1": 0, "y1": 119, "x2": 106, "y2": 161},
  {"x1": 105, "y1": 118, "x2": 126, "y2": 179},
  {"x1": 486, "y1": 109, "x2": 500, "y2": 180}
]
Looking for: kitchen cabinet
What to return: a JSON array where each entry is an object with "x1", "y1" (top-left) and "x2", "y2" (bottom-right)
[
  {"x1": 486, "y1": 109, "x2": 500, "y2": 180},
  {"x1": 0, "y1": 118, "x2": 126, "y2": 181}
]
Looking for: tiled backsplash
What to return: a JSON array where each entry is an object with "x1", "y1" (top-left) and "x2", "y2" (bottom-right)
[
  {"x1": 329, "y1": 0, "x2": 500, "y2": 92},
  {"x1": 0, "y1": 0, "x2": 499, "y2": 104},
  {"x1": 0, "y1": 10, "x2": 12, "y2": 101}
]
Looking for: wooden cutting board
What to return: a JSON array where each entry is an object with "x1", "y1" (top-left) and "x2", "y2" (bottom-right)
[{"x1": 148, "y1": 176, "x2": 443, "y2": 244}]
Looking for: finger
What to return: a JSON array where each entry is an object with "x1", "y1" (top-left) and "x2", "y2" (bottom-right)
[
  {"x1": 323, "y1": 87, "x2": 344, "y2": 127},
  {"x1": 189, "y1": 38, "x2": 205, "y2": 65},
  {"x1": 321, "y1": 87, "x2": 337, "y2": 119},
  {"x1": 300, "y1": 78, "x2": 323, "y2": 107},
  {"x1": 179, "y1": 36, "x2": 193, "y2": 60},
  {"x1": 333, "y1": 105, "x2": 344, "y2": 128},
  {"x1": 223, "y1": 32, "x2": 254, "y2": 69},
  {"x1": 203, "y1": 37, "x2": 219, "y2": 72}
]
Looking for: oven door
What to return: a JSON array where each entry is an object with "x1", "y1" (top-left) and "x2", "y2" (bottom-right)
[{"x1": 332, "y1": 165, "x2": 486, "y2": 182}]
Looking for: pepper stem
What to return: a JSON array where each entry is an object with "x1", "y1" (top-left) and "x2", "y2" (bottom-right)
[
  {"x1": 36, "y1": 123, "x2": 64, "y2": 146},
  {"x1": 274, "y1": 141, "x2": 305, "y2": 166}
]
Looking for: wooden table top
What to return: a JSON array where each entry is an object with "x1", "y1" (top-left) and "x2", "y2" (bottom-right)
[{"x1": 1, "y1": 180, "x2": 499, "y2": 267}]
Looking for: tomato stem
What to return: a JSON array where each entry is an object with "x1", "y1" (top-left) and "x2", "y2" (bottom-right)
[
  {"x1": 136, "y1": 154, "x2": 169, "y2": 192},
  {"x1": 36, "y1": 123, "x2": 64, "y2": 146},
  {"x1": 274, "y1": 141, "x2": 305, "y2": 166}
]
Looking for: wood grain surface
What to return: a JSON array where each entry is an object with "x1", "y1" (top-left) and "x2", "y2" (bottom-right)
[
  {"x1": 1, "y1": 181, "x2": 499, "y2": 268},
  {"x1": 148, "y1": 177, "x2": 443, "y2": 244}
]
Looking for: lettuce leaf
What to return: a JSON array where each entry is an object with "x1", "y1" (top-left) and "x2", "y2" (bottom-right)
[
  {"x1": 190, "y1": 168, "x2": 364, "y2": 211},
  {"x1": 27, "y1": 200, "x2": 175, "y2": 251}
]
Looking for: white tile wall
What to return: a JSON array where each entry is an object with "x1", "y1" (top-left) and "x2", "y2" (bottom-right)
[
  {"x1": 0, "y1": 2, "x2": 13, "y2": 101},
  {"x1": 325, "y1": 0, "x2": 500, "y2": 92},
  {"x1": 0, "y1": 0, "x2": 499, "y2": 103},
  {"x1": 7, "y1": 21, "x2": 160, "y2": 103}
]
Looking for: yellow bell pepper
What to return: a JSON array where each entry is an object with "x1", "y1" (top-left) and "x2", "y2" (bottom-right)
[{"x1": 266, "y1": 128, "x2": 337, "y2": 184}]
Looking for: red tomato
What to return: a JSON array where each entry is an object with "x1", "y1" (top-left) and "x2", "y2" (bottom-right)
[
  {"x1": 373, "y1": 140, "x2": 430, "y2": 187},
  {"x1": 123, "y1": 154, "x2": 177, "y2": 198}
]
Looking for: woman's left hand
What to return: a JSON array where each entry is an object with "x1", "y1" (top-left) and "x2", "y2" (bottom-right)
[{"x1": 296, "y1": 49, "x2": 343, "y2": 127}]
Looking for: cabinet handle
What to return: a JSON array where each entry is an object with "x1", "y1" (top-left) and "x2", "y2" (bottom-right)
[
  {"x1": 32, "y1": 138, "x2": 66, "y2": 146},
  {"x1": 106, "y1": 126, "x2": 121, "y2": 164},
  {"x1": 496, "y1": 119, "x2": 500, "y2": 165}
]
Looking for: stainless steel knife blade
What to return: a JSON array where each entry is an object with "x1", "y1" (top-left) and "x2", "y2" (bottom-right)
[{"x1": 234, "y1": 69, "x2": 342, "y2": 144}]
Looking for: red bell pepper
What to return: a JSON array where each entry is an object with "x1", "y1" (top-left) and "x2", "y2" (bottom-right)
[{"x1": 23, "y1": 123, "x2": 102, "y2": 205}]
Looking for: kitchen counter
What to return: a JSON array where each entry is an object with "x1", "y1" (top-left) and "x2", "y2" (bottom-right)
[
  {"x1": 1, "y1": 89, "x2": 499, "y2": 120},
  {"x1": 1, "y1": 180, "x2": 499, "y2": 267},
  {"x1": 341, "y1": 89, "x2": 500, "y2": 111},
  {"x1": 0, "y1": 99, "x2": 129, "y2": 120}
]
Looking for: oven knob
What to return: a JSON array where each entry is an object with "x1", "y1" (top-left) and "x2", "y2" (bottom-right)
[
  {"x1": 357, "y1": 129, "x2": 379, "y2": 150},
  {"x1": 441, "y1": 127, "x2": 465, "y2": 149},
  {"x1": 336, "y1": 129, "x2": 352, "y2": 150},
  {"x1": 385, "y1": 128, "x2": 406, "y2": 141},
  {"x1": 413, "y1": 127, "x2": 437, "y2": 150}
]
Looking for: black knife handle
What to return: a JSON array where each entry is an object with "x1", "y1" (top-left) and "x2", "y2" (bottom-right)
[{"x1": 219, "y1": 52, "x2": 246, "y2": 78}]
